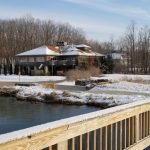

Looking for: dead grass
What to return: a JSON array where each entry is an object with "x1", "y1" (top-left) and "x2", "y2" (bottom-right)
[
  {"x1": 42, "y1": 83, "x2": 56, "y2": 89},
  {"x1": 66, "y1": 67, "x2": 101, "y2": 81}
]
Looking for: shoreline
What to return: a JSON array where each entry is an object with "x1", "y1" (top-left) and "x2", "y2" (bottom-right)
[{"x1": 0, "y1": 86, "x2": 117, "y2": 109}]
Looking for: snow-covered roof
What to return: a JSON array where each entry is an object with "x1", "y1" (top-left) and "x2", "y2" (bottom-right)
[
  {"x1": 16, "y1": 45, "x2": 104, "y2": 57},
  {"x1": 76, "y1": 44, "x2": 91, "y2": 48},
  {"x1": 16, "y1": 46, "x2": 59, "y2": 56},
  {"x1": 61, "y1": 45, "x2": 104, "y2": 56}
]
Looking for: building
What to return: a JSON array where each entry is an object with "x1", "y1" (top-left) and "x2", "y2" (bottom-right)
[{"x1": 16, "y1": 44, "x2": 105, "y2": 75}]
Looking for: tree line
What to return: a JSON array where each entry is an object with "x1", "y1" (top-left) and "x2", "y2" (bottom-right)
[
  {"x1": 0, "y1": 15, "x2": 149, "y2": 74},
  {"x1": 0, "y1": 15, "x2": 89, "y2": 74},
  {"x1": 118, "y1": 22, "x2": 150, "y2": 74}
]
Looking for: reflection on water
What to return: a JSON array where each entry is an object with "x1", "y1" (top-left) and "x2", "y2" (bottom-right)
[{"x1": 0, "y1": 97, "x2": 100, "y2": 134}]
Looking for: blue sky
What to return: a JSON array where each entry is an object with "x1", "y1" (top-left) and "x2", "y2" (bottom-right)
[{"x1": 0, "y1": 0, "x2": 150, "y2": 41}]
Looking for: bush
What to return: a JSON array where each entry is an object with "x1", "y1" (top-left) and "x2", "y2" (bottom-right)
[{"x1": 66, "y1": 66, "x2": 101, "y2": 81}]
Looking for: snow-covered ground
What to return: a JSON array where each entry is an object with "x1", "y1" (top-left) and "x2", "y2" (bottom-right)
[
  {"x1": 56, "y1": 81, "x2": 75, "y2": 86},
  {"x1": 14, "y1": 83, "x2": 149, "y2": 106},
  {"x1": 0, "y1": 75, "x2": 66, "y2": 82},
  {"x1": 91, "y1": 81, "x2": 150, "y2": 94},
  {"x1": 0, "y1": 74, "x2": 150, "y2": 107},
  {"x1": 91, "y1": 74, "x2": 150, "y2": 82}
]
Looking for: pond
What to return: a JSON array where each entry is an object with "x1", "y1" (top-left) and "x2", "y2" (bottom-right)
[{"x1": 0, "y1": 97, "x2": 100, "y2": 134}]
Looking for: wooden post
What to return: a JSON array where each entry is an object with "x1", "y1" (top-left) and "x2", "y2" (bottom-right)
[
  {"x1": 124, "y1": 119, "x2": 127, "y2": 149},
  {"x1": 120, "y1": 121, "x2": 122, "y2": 149},
  {"x1": 85, "y1": 132, "x2": 89, "y2": 150},
  {"x1": 98, "y1": 128, "x2": 102, "y2": 150},
  {"x1": 148, "y1": 111, "x2": 150, "y2": 135},
  {"x1": 70, "y1": 138, "x2": 75, "y2": 150},
  {"x1": 143, "y1": 113, "x2": 145, "y2": 138},
  {"x1": 128, "y1": 118, "x2": 130, "y2": 147},
  {"x1": 57, "y1": 141, "x2": 67, "y2": 150},
  {"x1": 135, "y1": 114, "x2": 139, "y2": 143},
  {"x1": 115, "y1": 123, "x2": 118, "y2": 150},
  {"x1": 77, "y1": 135, "x2": 82, "y2": 150},
  {"x1": 92, "y1": 130, "x2": 96, "y2": 150},
  {"x1": 110, "y1": 125, "x2": 113, "y2": 150},
  {"x1": 104, "y1": 126, "x2": 107, "y2": 150},
  {"x1": 48, "y1": 146, "x2": 52, "y2": 150}
]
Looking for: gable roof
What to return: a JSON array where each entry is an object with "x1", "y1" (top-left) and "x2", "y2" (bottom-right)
[{"x1": 16, "y1": 45, "x2": 59, "y2": 56}]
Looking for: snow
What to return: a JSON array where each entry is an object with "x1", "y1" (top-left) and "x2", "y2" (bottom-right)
[
  {"x1": 0, "y1": 98, "x2": 150, "y2": 144},
  {"x1": 16, "y1": 45, "x2": 59, "y2": 56},
  {"x1": 76, "y1": 44, "x2": 91, "y2": 48},
  {"x1": 14, "y1": 83, "x2": 149, "y2": 106},
  {"x1": 16, "y1": 44, "x2": 104, "y2": 57},
  {"x1": 91, "y1": 81, "x2": 150, "y2": 94},
  {"x1": 61, "y1": 45, "x2": 104, "y2": 56},
  {"x1": 56, "y1": 81, "x2": 75, "y2": 86},
  {"x1": 90, "y1": 74, "x2": 150, "y2": 82},
  {"x1": 0, "y1": 75, "x2": 66, "y2": 82}
]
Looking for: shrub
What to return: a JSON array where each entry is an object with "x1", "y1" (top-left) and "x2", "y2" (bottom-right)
[{"x1": 66, "y1": 66, "x2": 101, "y2": 81}]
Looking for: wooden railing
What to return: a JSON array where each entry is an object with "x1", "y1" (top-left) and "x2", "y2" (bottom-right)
[{"x1": 0, "y1": 99, "x2": 150, "y2": 150}]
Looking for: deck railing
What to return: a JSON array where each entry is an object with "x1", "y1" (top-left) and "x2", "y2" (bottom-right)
[{"x1": 0, "y1": 99, "x2": 150, "y2": 150}]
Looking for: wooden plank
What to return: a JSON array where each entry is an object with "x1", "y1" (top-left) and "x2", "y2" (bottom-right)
[
  {"x1": 149, "y1": 111, "x2": 150, "y2": 135},
  {"x1": 145, "y1": 112, "x2": 148, "y2": 137},
  {"x1": 0, "y1": 103, "x2": 150, "y2": 150},
  {"x1": 48, "y1": 146, "x2": 52, "y2": 150},
  {"x1": 52, "y1": 144, "x2": 57, "y2": 150},
  {"x1": 85, "y1": 132, "x2": 89, "y2": 150},
  {"x1": 127, "y1": 136, "x2": 150, "y2": 150},
  {"x1": 98, "y1": 128, "x2": 102, "y2": 150},
  {"x1": 115, "y1": 123, "x2": 118, "y2": 150},
  {"x1": 77, "y1": 135, "x2": 82, "y2": 150},
  {"x1": 70, "y1": 138, "x2": 75, "y2": 150},
  {"x1": 131, "y1": 117, "x2": 134, "y2": 145},
  {"x1": 120, "y1": 121, "x2": 122, "y2": 150},
  {"x1": 135, "y1": 114, "x2": 139, "y2": 143},
  {"x1": 110, "y1": 125, "x2": 113, "y2": 150},
  {"x1": 128, "y1": 118, "x2": 130, "y2": 147},
  {"x1": 104, "y1": 127, "x2": 107, "y2": 150},
  {"x1": 57, "y1": 141, "x2": 67, "y2": 150},
  {"x1": 139, "y1": 113, "x2": 142, "y2": 140},
  {"x1": 143, "y1": 113, "x2": 145, "y2": 138},
  {"x1": 92, "y1": 130, "x2": 96, "y2": 150},
  {"x1": 124, "y1": 119, "x2": 127, "y2": 149}
]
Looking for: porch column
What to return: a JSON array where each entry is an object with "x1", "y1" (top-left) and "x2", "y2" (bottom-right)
[
  {"x1": 44, "y1": 66, "x2": 49, "y2": 75},
  {"x1": 27, "y1": 66, "x2": 30, "y2": 75}
]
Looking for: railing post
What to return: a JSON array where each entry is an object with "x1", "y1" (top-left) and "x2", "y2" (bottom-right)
[
  {"x1": 135, "y1": 114, "x2": 139, "y2": 142},
  {"x1": 85, "y1": 132, "x2": 89, "y2": 150},
  {"x1": 70, "y1": 138, "x2": 75, "y2": 150},
  {"x1": 57, "y1": 141, "x2": 68, "y2": 150}
]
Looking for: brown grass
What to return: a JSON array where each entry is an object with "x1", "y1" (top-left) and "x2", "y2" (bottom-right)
[
  {"x1": 66, "y1": 66, "x2": 101, "y2": 81},
  {"x1": 42, "y1": 83, "x2": 56, "y2": 89}
]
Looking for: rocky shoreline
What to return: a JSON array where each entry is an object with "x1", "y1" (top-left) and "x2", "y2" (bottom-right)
[{"x1": 0, "y1": 86, "x2": 117, "y2": 108}]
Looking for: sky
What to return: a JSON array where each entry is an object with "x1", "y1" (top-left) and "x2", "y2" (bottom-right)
[{"x1": 0, "y1": 0, "x2": 150, "y2": 42}]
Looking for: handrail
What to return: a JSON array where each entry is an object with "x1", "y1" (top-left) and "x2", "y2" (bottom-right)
[{"x1": 0, "y1": 99, "x2": 150, "y2": 150}]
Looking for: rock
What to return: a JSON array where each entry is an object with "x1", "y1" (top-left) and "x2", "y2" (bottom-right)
[
  {"x1": 62, "y1": 91, "x2": 81, "y2": 99},
  {"x1": 42, "y1": 92, "x2": 59, "y2": 102},
  {"x1": 62, "y1": 91, "x2": 71, "y2": 97},
  {"x1": 75, "y1": 79, "x2": 90, "y2": 86},
  {"x1": 0, "y1": 87, "x2": 19, "y2": 97},
  {"x1": 87, "y1": 101, "x2": 117, "y2": 108}
]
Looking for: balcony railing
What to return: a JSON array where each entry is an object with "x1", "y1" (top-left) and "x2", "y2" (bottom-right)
[{"x1": 0, "y1": 99, "x2": 150, "y2": 150}]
